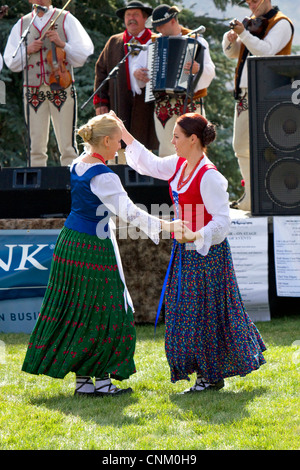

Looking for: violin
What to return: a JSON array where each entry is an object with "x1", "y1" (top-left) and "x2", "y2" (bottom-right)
[
  {"x1": 47, "y1": 42, "x2": 72, "y2": 91},
  {"x1": 40, "y1": 0, "x2": 73, "y2": 91},
  {"x1": 230, "y1": 16, "x2": 268, "y2": 39},
  {"x1": 229, "y1": 0, "x2": 268, "y2": 39}
]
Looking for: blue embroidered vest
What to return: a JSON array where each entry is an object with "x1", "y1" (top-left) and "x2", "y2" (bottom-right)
[{"x1": 64, "y1": 163, "x2": 114, "y2": 237}]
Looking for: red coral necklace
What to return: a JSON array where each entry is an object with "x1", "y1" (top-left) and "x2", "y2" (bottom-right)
[{"x1": 177, "y1": 155, "x2": 204, "y2": 191}]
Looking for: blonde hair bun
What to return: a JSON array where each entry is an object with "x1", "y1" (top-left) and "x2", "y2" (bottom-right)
[
  {"x1": 77, "y1": 114, "x2": 122, "y2": 149},
  {"x1": 78, "y1": 125, "x2": 93, "y2": 143}
]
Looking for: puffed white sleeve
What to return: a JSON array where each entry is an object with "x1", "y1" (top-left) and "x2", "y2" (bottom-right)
[
  {"x1": 4, "y1": 20, "x2": 25, "y2": 72},
  {"x1": 238, "y1": 19, "x2": 293, "y2": 56},
  {"x1": 63, "y1": 13, "x2": 94, "y2": 67},
  {"x1": 90, "y1": 171, "x2": 162, "y2": 244},
  {"x1": 125, "y1": 139, "x2": 178, "y2": 180},
  {"x1": 194, "y1": 169, "x2": 231, "y2": 255},
  {"x1": 222, "y1": 31, "x2": 241, "y2": 59}
]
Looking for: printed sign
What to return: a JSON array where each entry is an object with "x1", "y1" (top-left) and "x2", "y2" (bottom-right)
[
  {"x1": 273, "y1": 217, "x2": 300, "y2": 297},
  {"x1": 228, "y1": 217, "x2": 270, "y2": 322}
]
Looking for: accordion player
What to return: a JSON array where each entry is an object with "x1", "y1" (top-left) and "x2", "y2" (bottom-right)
[{"x1": 145, "y1": 35, "x2": 205, "y2": 102}]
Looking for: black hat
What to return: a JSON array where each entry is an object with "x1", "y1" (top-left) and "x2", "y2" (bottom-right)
[
  {"x1": 151, "y1": 4, "x2": 180, "y2": 27},
  {"x1": 116, "y1": 1, "x2": 153, "y2": 20}
]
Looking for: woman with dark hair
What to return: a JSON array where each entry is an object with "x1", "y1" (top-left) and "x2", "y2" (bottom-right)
[{"x1": 115, "y1": 111, "x2": 266, "y2": 393}]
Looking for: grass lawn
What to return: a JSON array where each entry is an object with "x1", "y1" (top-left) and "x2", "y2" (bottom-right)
[{"x1": 0, "y1": 316, "x2": 299, "y2": 451}]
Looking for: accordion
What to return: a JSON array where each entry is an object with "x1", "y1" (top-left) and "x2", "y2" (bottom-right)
[{"x1": 145, "y1": 36, "x2": 204, "y2": 103}]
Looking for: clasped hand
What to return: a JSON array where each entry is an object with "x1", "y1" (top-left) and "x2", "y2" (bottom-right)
[{"x1": 165, "y1": 219, "x2": 199, "y2": 244}]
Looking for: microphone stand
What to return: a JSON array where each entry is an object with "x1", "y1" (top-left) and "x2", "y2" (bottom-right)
[
  {"x1": 81, "y1": 49, "x2": 133, "y2": 111},
  {"x1": 12, "y1": 10, "x2": 39, "y2": 168}
]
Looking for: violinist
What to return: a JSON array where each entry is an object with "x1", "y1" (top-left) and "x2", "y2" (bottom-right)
[
  {"x1": 222, "y1": 0, "x2": 294, "y2": 212},
  {"x1": 4, "y1": 1, "x2": 94, "y2": 167}
]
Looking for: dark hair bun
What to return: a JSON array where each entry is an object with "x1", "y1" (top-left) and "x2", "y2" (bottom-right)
[{"x1": 202, "y1": 123, "x2": 216, "y2": 147}]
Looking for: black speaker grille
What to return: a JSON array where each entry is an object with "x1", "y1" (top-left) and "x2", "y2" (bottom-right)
[
  {"x1": 264, "y1": 102, "x2": 300, "y2": 152},
  {"x1": 265, "y1": 158, "x2": 300, "y2": 208}
]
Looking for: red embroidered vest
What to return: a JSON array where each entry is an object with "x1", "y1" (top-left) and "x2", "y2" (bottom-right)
[{"x1": 169, "y1": 158, "x2": 217, "y2": 231}]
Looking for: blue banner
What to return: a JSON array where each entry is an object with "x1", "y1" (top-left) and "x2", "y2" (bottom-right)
[
  {"x1": 0, "y1": 297, "x2": 44, "y2": 333},
  {"x1": 0, "y1": 229, "x2": 60, "y2": 301}
]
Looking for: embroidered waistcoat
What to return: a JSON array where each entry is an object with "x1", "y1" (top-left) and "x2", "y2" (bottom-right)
[{"x1": 169, "y1": 158, "x2": 217, "y2": 232}]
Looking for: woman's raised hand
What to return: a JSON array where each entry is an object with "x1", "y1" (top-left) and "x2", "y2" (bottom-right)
[{"x1": 109, "y1": 111, "x2": 134, "y2": 145}]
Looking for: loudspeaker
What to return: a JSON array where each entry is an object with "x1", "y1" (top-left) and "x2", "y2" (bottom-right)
[
  {"x1": 0, "y1": 165, "x2": 170, "y2": 218},
  {"x1": 0, "y1": 167, "x2": 71, "y2": 218},
  {"x1": 248, "y1": 55, "x2": 300, "y2": 216}
]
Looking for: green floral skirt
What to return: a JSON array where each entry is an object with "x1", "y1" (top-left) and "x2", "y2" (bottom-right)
[{"x1": 22, "y1": 227, "x2": 136, "y2": 380}]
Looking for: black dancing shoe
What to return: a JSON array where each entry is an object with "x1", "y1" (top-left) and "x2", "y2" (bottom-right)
[
  {"x1": 181, "y1": 378, "x2": 225, "y2": 394},
  {"x1": 94, "y1": 382, "x2": 133, "y2": 397}
]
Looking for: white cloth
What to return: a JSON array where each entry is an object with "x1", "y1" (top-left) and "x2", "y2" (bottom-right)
[
  {"x1": 4, "y1": 6, "x2": 94, "y2": 72},
  {"x1": 125, "y1": 140, "x2": 231, "y2": 256},
  {"x1": 0, "y1": 53, "x2": 3, "y2": 73},
  {"x1": 222, "y1": 18, "x2": 293, "y2": 89},
  {"x1": 131, "y1": 34, "x2": 215, "y2": 95}
]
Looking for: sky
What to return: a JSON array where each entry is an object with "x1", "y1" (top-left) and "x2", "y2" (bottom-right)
[{"x1": 185, "y1": 0, "x2": 300, "y2": 45}]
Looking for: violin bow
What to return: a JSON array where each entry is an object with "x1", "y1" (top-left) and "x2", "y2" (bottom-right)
[
  {"x1": 250, "y1": 0, "x2": 266, "y2": 19},
  {"x1": 40, "y1": 0, "x2": 73, "y2": 40}
]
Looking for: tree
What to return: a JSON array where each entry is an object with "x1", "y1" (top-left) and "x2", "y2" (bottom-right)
[
  {"x1": 0, "y1": 0, "x2": 243, "y2": 198},
  {"x1": 0, "y1": 0, "x2": 125, "y2": 166}
]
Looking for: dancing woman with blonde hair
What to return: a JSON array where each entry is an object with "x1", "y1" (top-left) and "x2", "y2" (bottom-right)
[{"x1": 22, "y1": 112, "x2": 183, "y2": 396}]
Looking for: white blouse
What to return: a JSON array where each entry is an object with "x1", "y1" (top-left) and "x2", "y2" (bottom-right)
[{"x1": 125, "y1": 140, "x2": 231, "y2": 256}]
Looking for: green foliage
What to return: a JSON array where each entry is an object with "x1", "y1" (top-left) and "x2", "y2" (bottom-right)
[
  {"x1": 0, "y1": 0, "x2": 125, "y2": 166},
  {"x1": 0, "y1": 0, "x2": 242, "y2": 197}
]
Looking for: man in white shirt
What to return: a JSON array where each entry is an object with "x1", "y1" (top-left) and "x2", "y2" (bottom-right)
[
  {"x1": 223, "y1": 0, "x2": 293, "y2": 211},
  {"x1": 133, "y1": 4, "x2": 215, "y2": 157},
  {"x1": 4, "y1": 0, "x2": 94, "y2": 167}
]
